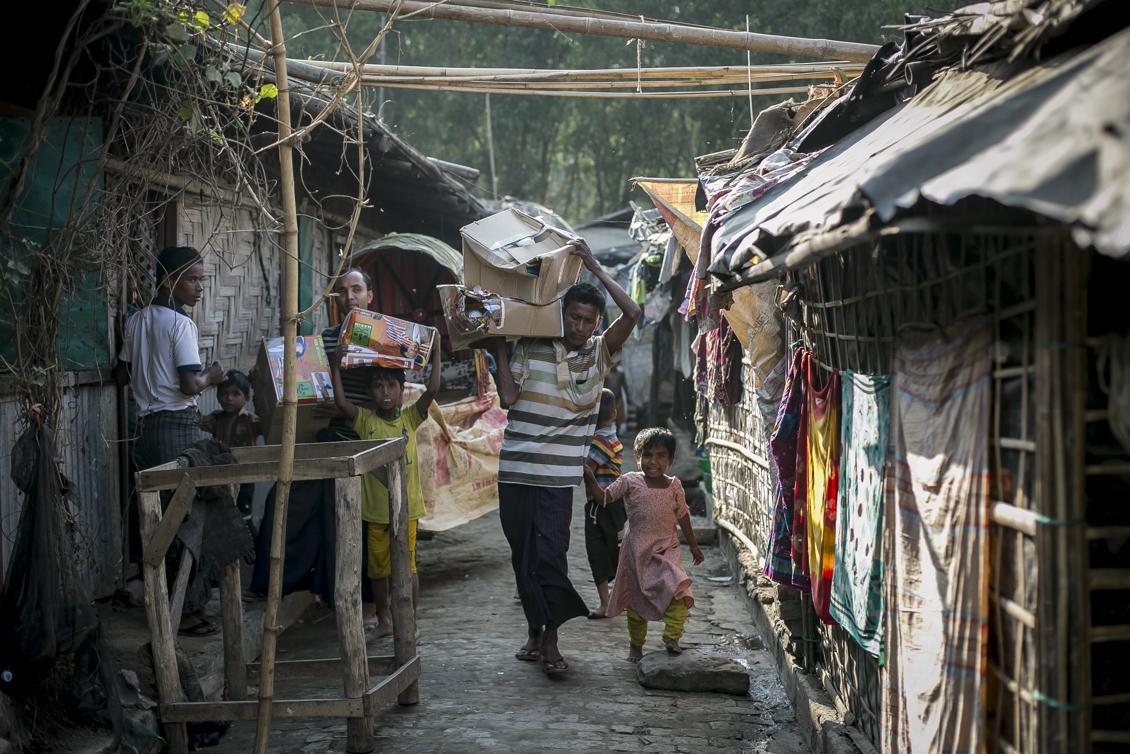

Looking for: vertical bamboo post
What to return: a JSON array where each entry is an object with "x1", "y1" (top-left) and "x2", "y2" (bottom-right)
[
  {"x1": 334, "y1": 476, "x2": 373, "y2": 752},
  {"x1": 137, "y1": 490, "x2": 189, "y2": 754},
  {"x1": 485, "y1": 93, "x2": 499, "y2": 198},
  {"x1": 1063, "y1": 242, "x2": 1091, "y2": 751},
  {"x1": 387, "y1": 454, "x2": 419, "y2": 705},
  {"x1": 219, "y1": 561, "x2": 248, "y2": 700},
  {"x1": 255, "y1": 2, "x2": 302, "y2": 751}
]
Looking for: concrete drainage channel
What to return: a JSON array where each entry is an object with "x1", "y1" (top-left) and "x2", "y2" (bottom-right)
[{"x1": 717, "y1": 529, "x2": 878, "y2": 754}]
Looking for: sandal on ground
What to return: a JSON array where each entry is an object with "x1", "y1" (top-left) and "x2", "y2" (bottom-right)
[
  {"x1": 178, "y1": 619, "x2": 219, "y2": 637},
  {"x1": 514, "y1": 646, "x2": 540, "y2": 662},
  {"x1": 587, "y1": 610, "x2": 609, "y2": 620},
  {"x1": 541, "y1": 656, "x2": 569, "y2": 675}
]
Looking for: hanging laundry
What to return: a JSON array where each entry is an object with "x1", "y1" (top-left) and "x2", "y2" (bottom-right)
[
  {"x1": 829, "y1": 371, "x2": 890, "y2": 658},
  {"x1": 705, "y1": 318, "x2": 742, "y2": 406},
  {"x1": 764, "y1": 349, "x2": 810, "y2": 590},
  {"x1": 880, "y1": 324, "x2": 991, "y2": 754},
  {"x1": 805, "y1": 357, "x2": 840, "y2": 624},
  {"x1": 790, "y1": 353, "x2": 811, "y2": 584}
]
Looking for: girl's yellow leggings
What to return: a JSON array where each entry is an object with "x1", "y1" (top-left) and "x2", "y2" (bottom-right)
[{"x1": 626, "y1": 599, "x2": 689, "y2": 646}]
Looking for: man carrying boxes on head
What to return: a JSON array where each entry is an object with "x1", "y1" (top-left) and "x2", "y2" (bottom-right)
[{"x1": 488, "y1": 237, "x2": 641, "y2": 676}]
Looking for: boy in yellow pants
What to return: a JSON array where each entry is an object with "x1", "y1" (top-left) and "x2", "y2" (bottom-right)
[{"x1": 330, "y1": 332, "x2": 441, "y2": 637}]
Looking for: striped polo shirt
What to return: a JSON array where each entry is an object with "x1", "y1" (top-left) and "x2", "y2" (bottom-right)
[{"x1": 499, "y1": 336, "x2": 617, "y2": 488}]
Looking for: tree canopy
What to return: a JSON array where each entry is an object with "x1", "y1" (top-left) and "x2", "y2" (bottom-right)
[{"x1": 269, "y1": 0, "x2": 954, "y2": 224}]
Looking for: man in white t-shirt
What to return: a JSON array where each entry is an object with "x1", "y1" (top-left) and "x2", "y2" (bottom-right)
[{"x1": 117, "y1": 246, "x2": 223, "y2": 472}]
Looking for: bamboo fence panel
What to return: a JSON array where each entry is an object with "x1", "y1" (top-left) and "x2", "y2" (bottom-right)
[{"x1": 706, "y1": 202, "x2": 1105, "y2": 751}]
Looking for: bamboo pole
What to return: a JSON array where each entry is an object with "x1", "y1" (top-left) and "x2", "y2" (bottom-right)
[
  {"x1": 354, "y1": 81, "x2": 812, "y2": 99},
  {"x1": 298, "y1": 60, "x2": 866, "y2": 79},
  {"x1": 255, "y1": 2, "x2": 301, "y2": 752},
  {"x1": 289, "y1": 0, "x2": 879, "y2": 62},
  {"x1": 484, "y1": 93, "x2": 499, "y2": 197},
  {"x1": 358, "y1": 73, "x2": 835, "y2": 88}
]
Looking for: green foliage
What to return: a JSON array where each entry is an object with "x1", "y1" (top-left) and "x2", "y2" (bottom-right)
[{"x1": 267, "y1": 0, "x2": 955, "y2": 222}]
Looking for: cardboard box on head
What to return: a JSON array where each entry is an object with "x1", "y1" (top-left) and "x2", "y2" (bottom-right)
[
  {"x1": 460, "y1": 208, "x2": 583, "y2": 305},
  {"x1": 439, "y1": 284, "x2": 564, "y2": 350},
  {"x1": 252, "y1": 335, "x2": 334, "y2": 444},
  {"x1": 338, "y1": 309, "x2": 437, "y2": 371}
]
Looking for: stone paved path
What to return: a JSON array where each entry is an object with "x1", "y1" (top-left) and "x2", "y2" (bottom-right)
[{"x1": 213, "y1": 494, "x2": 808, "y2": 753}]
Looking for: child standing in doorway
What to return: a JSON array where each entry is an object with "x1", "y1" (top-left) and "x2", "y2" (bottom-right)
[
  {"x1": 201, "y1": 369, "x2": 262, "y2": 541},
  {"x1": 329, "y1": 333, "x2": 441, "y2": 638},
  {"x1": 582, "y1": 389, "x2": 625, "y2": 619},
  {"x1": 598, "y1": 427, "x2": 704, "y2": 662}
]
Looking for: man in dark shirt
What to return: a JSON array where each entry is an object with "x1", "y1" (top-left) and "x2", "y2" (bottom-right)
[{"x1": 318, "y1": 268, "x2": 376, "y2": 439}]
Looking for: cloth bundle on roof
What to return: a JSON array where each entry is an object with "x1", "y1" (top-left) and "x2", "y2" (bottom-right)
[
  {"x1": 805, "y1": 359, "x2": 840, "y2": 624},
  {"x1": 881, "y1": 323, "x2": 991, "y2": 754},
  {"x1": 764, "y1": 349, "x2": 810, "y2": 589},
  {"x1": 830, "y1": 371, "x2": 890, "y2": 658}
]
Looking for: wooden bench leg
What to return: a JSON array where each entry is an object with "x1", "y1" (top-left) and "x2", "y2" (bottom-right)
[
  {"x1": 220, "y1": 561, "x2": 247, "y2": 700},
  {"x1": 334, "y1": 477, "x2": 373, "y2": 753},
  {"x1": 138, "y1": 491, "x2": 189, "y2": 754},
  {"x1": 387, "y1": 458, "x2": 419, "y2": 706}
]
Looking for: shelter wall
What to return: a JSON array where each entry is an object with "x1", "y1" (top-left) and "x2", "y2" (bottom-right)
[
  {"x1": 0, "y1": 377, "x2": 121, "y2": 600},
  {"x1": 707, "y1": 212, "x2": 1120, "y2": 752}
]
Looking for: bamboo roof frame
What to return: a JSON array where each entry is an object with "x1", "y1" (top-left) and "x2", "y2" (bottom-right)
[
  {"x1": 299, "y1": 61, "x2": 866, "y2": 80},
  {"x1": 287, "y1": 0, "x2": 880, "y2": 62},
  {"x1": 352, "y1": 81, "x2": 813, "y2": 98}
]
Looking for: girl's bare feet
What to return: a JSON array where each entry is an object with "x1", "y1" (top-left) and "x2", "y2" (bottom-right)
[
  {"x1": 663, "y1": 637, "x2": 683, "y2": 655},
  {"x1": 627, "y1": 644, "x2": 643, "y2": 663}
]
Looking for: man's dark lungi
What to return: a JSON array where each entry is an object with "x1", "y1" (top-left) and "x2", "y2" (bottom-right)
[{"x1": 498, "y1": 483, "x2": 588, "y2": 632}]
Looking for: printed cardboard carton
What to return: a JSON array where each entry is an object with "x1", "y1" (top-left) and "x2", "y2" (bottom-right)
[
  {"x1": 338, "y1": 309, "x2": 437, "y2": 371},
  {"x1": 439, "y1": 284, "x2": 563, "y2": 350},
  {"x1": 252, "y1": 335, "x2": 334, "y2": 444}
]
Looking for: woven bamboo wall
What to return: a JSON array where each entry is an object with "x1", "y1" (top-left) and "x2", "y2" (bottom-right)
[{"x1": 706, "y1": 206, "x2": 1099, "y2": 753}]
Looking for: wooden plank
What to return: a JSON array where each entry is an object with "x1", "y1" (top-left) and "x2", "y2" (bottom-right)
[
  {"x1": 334, "y1": 476, "x2": 373, "y2": 753},
  {"x1": 137, "y1": 457, "x2": 355, "y2": 492},
  {"x1": 231, "y1": 439, "x2": 389, "y2": 464},
  {"x1": 138, "y1": 491, "x2": 189, "y2": 754},
  {"x1": 1089, "y1": 569, "x2": 1130, "y2": 590},
  {"x1": 143, "y1": 474, "x2": 196, "y2": 566},
  {"x1": 168, "y1": 549, "x2": 194, "y2": 646},
  {"x1": 387, "y1": 457, "x2": 419, "y2": 706},
  {"x1": 363, "y1": 656, "x2": 421, "y2": 715},
  {"x1": 161, "y1": 696, "x2": 362, "y2": 723},
  {"x1": 990, "y1": 502, "x2": 1038, "y2": 538},
  {"x1": 349, "y1": 437, "x2": 407, "y2": 476},
  {"x1": 1090, "y1": 625, "x2": 1130, "y2": 643},
  {"x1": 247, "y1": 655, "x2": 398, "y2": 679},
  {"x1": 220, "y1": 562, "x2": 248, "y2": 700}
]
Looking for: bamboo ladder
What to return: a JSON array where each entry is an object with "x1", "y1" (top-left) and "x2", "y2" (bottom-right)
[{"x1": 136, "y1": 438, "x2": 419, "y2": 754}]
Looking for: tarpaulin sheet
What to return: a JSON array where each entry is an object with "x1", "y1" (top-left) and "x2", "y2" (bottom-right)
[
  {"x1": 714, "y1": 25, "x2": 1130, "y2": 275},
  {"x1": 416, "y1": 392, "x2": 507, "y2": 531},
  {"x1": 633, "y1": 178, "x2": 708, "y2": 262}
]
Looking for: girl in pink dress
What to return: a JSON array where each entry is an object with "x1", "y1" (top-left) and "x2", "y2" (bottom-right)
[{"x1": 591, "y1": 428, "x2": 705, "y2": 662}]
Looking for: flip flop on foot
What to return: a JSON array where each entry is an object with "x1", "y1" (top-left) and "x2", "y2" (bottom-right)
[
  {"x1": 663, "y1": 637, "x2": 684, "y2": 655},
  {"x1": 178, "y1": 619, "x2": 219, "y2": 637},
  {"x1": 587, "y1": 607, "x2": 609, "y2": 619},
  {"x1": 541, "y1": 655, "x2": 568, "y2": 675},
  {"x1": 514, "y1": 644, "x2": 540, "y2": 662},
  {"x1": 627, "y1": 644, "x2": 644, "y2": 663}
]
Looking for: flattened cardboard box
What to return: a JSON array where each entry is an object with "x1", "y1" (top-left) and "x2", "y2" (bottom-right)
[
  {"x1": 252, "y1": 335, "x2": 334, "y2": 444},
  {"x1": 460, "y1": 208, "x2": 582, "y2": 305},
  {"x1": 439, "y1": 284, "x2": 563, "y2": 350}
]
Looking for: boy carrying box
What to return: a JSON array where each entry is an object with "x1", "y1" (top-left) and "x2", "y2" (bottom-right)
[{"x1": 330, "y1": 330, "x2": 442, "y2": 638}]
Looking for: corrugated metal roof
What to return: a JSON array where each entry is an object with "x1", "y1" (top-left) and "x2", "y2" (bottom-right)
[{"x1": 714, "y1": 25, "x2": 1130, "y2": 279}]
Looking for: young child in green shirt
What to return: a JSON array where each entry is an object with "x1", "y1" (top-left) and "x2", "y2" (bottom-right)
[{"x1": 330, "y1": 331, "x2": 441, "y2": 637}]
